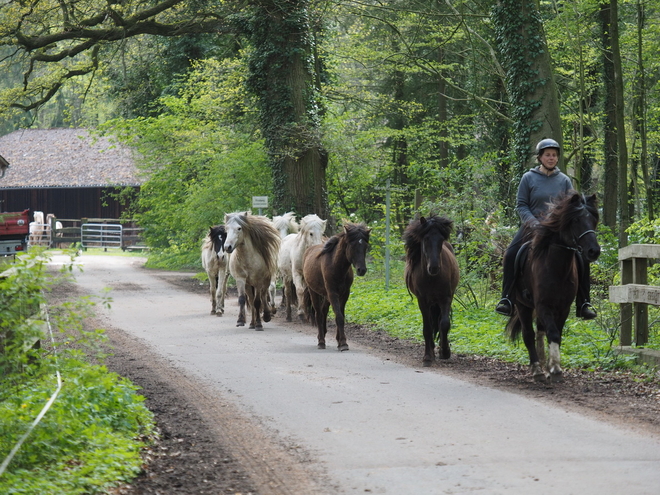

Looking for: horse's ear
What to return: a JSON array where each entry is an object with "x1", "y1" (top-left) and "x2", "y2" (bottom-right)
[
  {"x1": 420, "y1": 216, "x2": 427, "y2": 224},
  {"x1": 569, "y1": 193, "x2": 582, "y2": 206},
  {"x1": 587, "y1": 193, "x2": 597, "y2": 206}
]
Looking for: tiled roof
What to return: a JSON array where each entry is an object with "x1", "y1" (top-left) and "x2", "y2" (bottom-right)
[{"x1": 0, "y1": 128, "x2": 144, "y2": 188}]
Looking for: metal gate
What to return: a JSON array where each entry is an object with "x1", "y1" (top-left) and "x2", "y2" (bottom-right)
[{"x1": 81, "y1": 223, "x2": 123, "y2": 249}]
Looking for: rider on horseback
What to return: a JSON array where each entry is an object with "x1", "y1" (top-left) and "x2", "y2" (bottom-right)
[{"x1": 495, "y1": 138, "x2": 597, "y2": 320}]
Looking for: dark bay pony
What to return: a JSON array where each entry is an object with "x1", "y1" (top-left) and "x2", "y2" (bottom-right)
[
  {"x1": 302, "y1": 223, "x2": 370, "y2": 351},
  {"x1": 403, "y1": 214, "x2": 460, "y2": 367},
  {"x1": 507, "y1": 192, "x2": 600, "y2": 383}
]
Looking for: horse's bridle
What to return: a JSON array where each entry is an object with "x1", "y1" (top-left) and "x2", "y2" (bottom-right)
[{"x1": 564, "y1": 228, "x2": 597, "y2": 254}]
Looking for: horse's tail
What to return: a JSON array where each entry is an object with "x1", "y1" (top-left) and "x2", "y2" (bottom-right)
[
  {"x1": 301, "y1": 288, "x2": 316, "y2": 326},
  {"x1": 506, "y1": 311, "x2": 522, "y2": 342}
]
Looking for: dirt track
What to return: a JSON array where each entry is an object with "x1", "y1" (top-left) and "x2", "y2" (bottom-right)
[{"x1": 47, "y1": 254, "x2": 660, "y2": 494}]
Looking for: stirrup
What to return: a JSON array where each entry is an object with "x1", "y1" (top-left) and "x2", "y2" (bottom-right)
[
  {"x1": 495, "y1": 298, "x2": 513, "y2": 316},
  {"x1": 577, "y1": 302, "x2": 597, "y2": 320}
]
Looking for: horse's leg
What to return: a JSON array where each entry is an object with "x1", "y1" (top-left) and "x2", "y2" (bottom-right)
[
  {"x1": 235, "y1": 279, "x2": 247, "y2": 327},
  {"x1": 543, "y1": 313, "x2": 568, "y2": 383},
  {"x1": 292, "y1": 271, "x2": 308, "y2": 322},
  {"x1": 438, "y1": 303, "x2": 451, "y2": 360},
  {"x1": 330, "y1": 292, "x2": 350, "y2": 352},
  {"x1": 283, "y1": 277, "x2": 294, "y2": 322},
  {"x1": 268, "y1": 280, "x2": 277, "y2": 316},
  {"x1": 246, "y1": 286, "x2": 260, "y2": 330},
  {"x1": 309, "y1": 291, "x2": 326, "y2": 348},
  {"x1": 518, "y1": 305, "x2": 547, "y2": 382},
  {"x1": 253, "y1": 290, "x2": 265, "y2": 331},
  {"x1": 418, "y1": 302, "x2": 435, "y2": 366},
  {"x1": 217, "y1": 266, "x2": 229, "y2": 316},
  {"x1": 262, "y1": 286, "x2": 272, "y2": 324},
  {"x1": 208, "y1": 270, "x2": 218, "y2": 315}
]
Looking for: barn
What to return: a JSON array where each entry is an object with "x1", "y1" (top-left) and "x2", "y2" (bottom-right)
[{"x1": 0, "y1": 128, "x2": 143, "y2": 220}]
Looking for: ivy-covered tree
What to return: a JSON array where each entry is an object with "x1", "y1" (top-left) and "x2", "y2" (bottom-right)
[{"x1": 0, "y1": 0, "x2": 327, "y2": 217}]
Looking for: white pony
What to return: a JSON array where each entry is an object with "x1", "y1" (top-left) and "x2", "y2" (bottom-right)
[
  {"x1": 272, "y1": 211, "x2": 299, "y2": 238},
  {"x1": 277, "y1": 214, "x2": 327, "y2": 321},
  {"x1": 201, "y1": 225, "x2": 230, "y2": 316},
  {"x1": 224, "y1": 212, "x2": 281, "y2": 330},
  {"x1": 28, "y1": 211, "x2": 46, "y2": 247},
  {"x1": 269, "y1": 211, "x2": 299, "y2": 311}
]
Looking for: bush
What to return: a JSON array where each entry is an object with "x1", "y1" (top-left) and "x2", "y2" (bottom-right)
[{"x1": 0, "y1": 254, "x2": 155, "y2": 493}]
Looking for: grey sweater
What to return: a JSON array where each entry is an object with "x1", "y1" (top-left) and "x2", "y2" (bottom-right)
[{"x1": 516, "y1": 167, "x2": 573, "y2": 224}]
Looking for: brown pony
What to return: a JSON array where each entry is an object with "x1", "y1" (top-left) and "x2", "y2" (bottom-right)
[
  {"x1": 403, "y1": 214, "x2": 460, "y2": 366},
  {"x1": 507, "y1": 192, "x2": 600, "y2": 382},
  {"x1": 302, "y1": 223, "x2": 370, "y2": 351}
]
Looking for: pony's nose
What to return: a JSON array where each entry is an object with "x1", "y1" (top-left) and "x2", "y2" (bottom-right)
[
  {"x1": 586, "y1": 246, "x2": 601, "y2": 262},
  {"x1": 356, "y1": 266, "x2": 367, "y2": 276},
  {"x1": 225, "y1": 244, "x2": 234, "y2": 254},
  {"x1": 428, "y1": 266, "x2": 440, "y2": 276}
]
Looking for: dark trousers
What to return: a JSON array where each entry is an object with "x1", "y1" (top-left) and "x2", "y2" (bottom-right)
[{"x1": 500, "y1": 226, "x2": 592, "y2": 308}]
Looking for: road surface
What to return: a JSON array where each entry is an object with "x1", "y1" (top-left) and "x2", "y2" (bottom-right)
[{"x1": 51, "y1": 254, "x2": 660, "y2": 494}]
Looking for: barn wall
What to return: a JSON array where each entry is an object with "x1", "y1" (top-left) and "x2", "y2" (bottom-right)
[{"x1": 0, "y1": 186, "x2": 140, "y2": 220}]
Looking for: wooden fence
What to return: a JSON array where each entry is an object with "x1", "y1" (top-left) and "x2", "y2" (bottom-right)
[{"x1": 608, "y1": 244, "x2": 660, "y2": 346}]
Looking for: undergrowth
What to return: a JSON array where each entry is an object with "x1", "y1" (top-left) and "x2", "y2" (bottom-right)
[
  {"x1": 346, "y1": 260, "x2": 651, "y2": 372},
  {"x1": 0, "y1": 253, "x2": 155, "y2": 493}
]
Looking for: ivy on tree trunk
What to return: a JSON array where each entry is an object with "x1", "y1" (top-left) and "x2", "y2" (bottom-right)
[
  {"x1": 491, "y1": 0, "x2": 563, "y2": 177},
  {"x1": 246, "y1": 0, "x2": 328, "y2": 219}
]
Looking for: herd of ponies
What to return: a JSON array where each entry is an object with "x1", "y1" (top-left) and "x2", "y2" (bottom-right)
[
  {"x1": 201, "y1": 192, "x2": 600, "y2": 382},
  {"x1": 201, "y1": 210, "x2": 458, "y2": 366}
]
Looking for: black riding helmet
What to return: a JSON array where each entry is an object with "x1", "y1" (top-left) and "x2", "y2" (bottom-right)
[{"x1": 536, "y1": 138, "x2": 561, "y2": 156}]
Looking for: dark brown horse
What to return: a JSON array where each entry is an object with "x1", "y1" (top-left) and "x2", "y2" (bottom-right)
[
  {"x1": 507, "y1": 192, "x2": 600, "y2": 382},
  {"x1": 302, "y1": 223, "x2": 370, "y2": 351},
  {"x1": 403, "y1": 214, "x2": 460, "y2": 366}
]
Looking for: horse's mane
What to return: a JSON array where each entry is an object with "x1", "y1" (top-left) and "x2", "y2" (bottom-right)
[
  {"x1": 296, "y1": 214, "x2": 326, "y2": 244},
  {"x1": 531, "y1": 191, "x2": 599, "y2": 253},
  {"x1": 227, "y1": 212, "x2": 281, "y2": 274},
  {"x1": 320, "y1": 222, "x2": 369, "y2": 256},
  {"x1": 403, "y1": 214, "x2": 453, "y2": 265},
  {"x1": 273, "y1": 211, "x2": 299, "y2": 236}
]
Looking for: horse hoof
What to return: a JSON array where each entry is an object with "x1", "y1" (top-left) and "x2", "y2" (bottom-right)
[
  {"x1": 533, "y1": 372, "x2": 549, "y2": 383},
  {"x1": 318, "y1": 343, "x2": 326, "y2": 349},
  {"x1": 439, "y1": 350, "x2": 451, "y2": 360},
  {"x1": 210, "y1": 310, "x2": 216, "y2": 315},
  {"x1": 216, "y1": 312, "x2": 223, "y2": 317},
  {"x1": 338, "y1": 344, "x2": 349, "y2": 352},
  {"x1": 550, "y1": 372, "x2": 564, "y2": 383},
  {"x1": 422, "y1": 360, "x2": 432, "y2": 367},
  {"x1": 255, "y1": 326, "x2": 264, "y2": 331},
  {"x1": 236, "y1": 322, "x2": 245, "y2": 327},
  {"x1": 263, "y1": 313, "x2": 272, "y2": 323},
  {"x1": 286, "y1": 317, "x2": 293, "y2": 322}
]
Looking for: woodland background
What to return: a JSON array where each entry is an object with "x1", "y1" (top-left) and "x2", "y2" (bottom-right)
[{"x1": 1, "y1": 0, "x2": 659, "y2": 257}]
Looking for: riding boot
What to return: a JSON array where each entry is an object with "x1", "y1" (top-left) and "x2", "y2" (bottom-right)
[
  {"x1": 495, "y1": 251, "x2": 516, "y2": 316},
  {"x1": 576, "y1": 255, "x2": 597, "y2": 320}
]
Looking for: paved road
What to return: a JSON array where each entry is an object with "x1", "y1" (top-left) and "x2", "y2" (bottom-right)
[{"x1": 52, "y1": 254, "x2": 660, "y2": 494}]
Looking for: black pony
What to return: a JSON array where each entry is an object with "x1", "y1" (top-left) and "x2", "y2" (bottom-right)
[
  {"x1": 507, "y1": 192, "x2": 600, "y2": 382},
  {"x1": 403, "y1": 214, "x2": 460, "y2": 366}
]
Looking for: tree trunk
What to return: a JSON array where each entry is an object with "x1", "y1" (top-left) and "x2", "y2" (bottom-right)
[
  {"x1": 634, "y1": 0, "x2": 651, "y2": 220},
  {"x1": 492, "y1": 0, "x2": 563, "y2": 177},
  {"x1": 599, "y1": 3, "x2": 618, "y2": 230},
  {"x1": 610, "y1": 0, "x2": 630, "y2": 246},
  {"x1": 247, "y1": 0, "x2": 328, "y2": 219}
]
